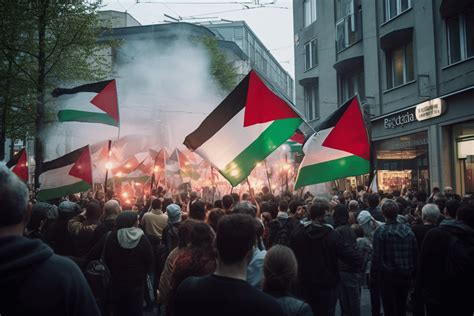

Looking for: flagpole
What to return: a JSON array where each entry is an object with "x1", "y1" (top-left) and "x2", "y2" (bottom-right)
[{"x1": 104, "y1": 140, "x2": 112, "y2": 200}]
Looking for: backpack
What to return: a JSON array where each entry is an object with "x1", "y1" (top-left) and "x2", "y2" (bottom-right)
[
  {"x1": 271, "y1": 218, "x2": 291, "y2": 246},
  {"x1": 85, "y1": 232, "x2": 111, "y2": 300}
]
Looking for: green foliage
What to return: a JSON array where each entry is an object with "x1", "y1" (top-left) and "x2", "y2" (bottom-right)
[
  {"x1": 201, "y1": 36, "x2": 239, "y2": 94},
  {"x1": 0, "y1": 1, "x2": 116, "y2": 141}
]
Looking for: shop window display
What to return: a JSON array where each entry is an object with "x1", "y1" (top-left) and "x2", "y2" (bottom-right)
[{"x1": 375, "y1": 131, "x2": 429, "y2": 192}]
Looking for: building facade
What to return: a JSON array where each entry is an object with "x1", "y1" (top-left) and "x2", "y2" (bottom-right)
[{"x1": 294, "y1": 0, "x2": 474, "y2": 194}]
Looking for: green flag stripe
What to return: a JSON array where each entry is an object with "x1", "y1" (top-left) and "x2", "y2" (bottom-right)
[
  {"x1": 37, "y1": 180, "x2": 91, "y2": 201},
  {"x1": 58, "y1": 110, "x2": 119, "y2": 127},
  {"x1": 220, "y1": 117, "x2": 302, "y2": 186},
  {"x1": 295, "y1": 155, "x2": 370, "y2": 189}
]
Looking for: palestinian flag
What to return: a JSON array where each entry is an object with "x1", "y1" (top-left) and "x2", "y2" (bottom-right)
[
  {"x1": 6, "y1": 148, "x2": 28, "y2": 182},
  {"x1": 52, "y1": 79, "x2": 119, "y2": 127},
  {"x1": 295, "y1": 96, "x2": 370, "y2": 189},
  {"x1": 37, "y1": 146, "x2": 93, "y2": 201},
  {"x1": 184, "y1": 70, "x2": 302, "y2": 186},
  {"x1": 169, "y1": 148, "x2": 200, "y2": 180},
  {"x1": 285, "y1": 130, "x2": 305, "y2": 154}
]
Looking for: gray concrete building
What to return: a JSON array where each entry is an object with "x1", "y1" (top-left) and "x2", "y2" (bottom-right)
[{"x1": 293, "y1": 0, "x2": 474, "y2": 194}]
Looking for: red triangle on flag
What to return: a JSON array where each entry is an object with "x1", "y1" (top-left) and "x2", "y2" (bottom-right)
[
  {"x1": 12, "y1": 149, "x2": 28, "y2": 182},
  {"x1": 69, "y1": 146, "x2": 93, "y2": 185},
  {"x1": 243, "y1": 71, "x2": 299, "y2": 127},
  {"x1": 90, "y1": 80, "x2": 119, "y2": 123},
  {"x1": 290, "y1": 130, "x2": 305, "y2": 144},
  {"x1": 322, "y1": 98, "x2": 370, "y2": 161}
]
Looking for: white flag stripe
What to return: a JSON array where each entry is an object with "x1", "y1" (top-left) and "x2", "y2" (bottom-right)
[
  {"x1": 196, "y1": 108, "x2": 272, "y2": 170},
  {"x1": 39, "y1": 164, "x2": 80, "y2": 190}
]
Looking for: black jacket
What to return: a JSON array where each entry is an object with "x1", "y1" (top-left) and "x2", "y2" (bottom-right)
[
  {"x1": 90, "y1": 217, "x2": 116, "y2": 246},
  {"x1": 335, "y1": 224, "x2": 359, "y2": 273},
  {"x1": 0, "y1": 235, "x2": 100, "y2": 316},
  {"x1": 418, "y1": 220, "x2": 474, "y2": 315},
  {"x1": 290, "y1": 222, "x2": 362, "y2": 294}
]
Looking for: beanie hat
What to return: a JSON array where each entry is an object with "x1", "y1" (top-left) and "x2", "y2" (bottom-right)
[
  {"x1": 116, "y1": 211, "x2": 138, "y2": 229},
  {"x1": 357, "y1": 210, "x2": 372, "y2": 225},
  {"x1": 167, "y1": 203, "x2": 182, "y2": 224},
  {"x1": 58, "y1": 201, "x2": 81, "y2": 219},
  {"x1": 32, "y1": 202, "x2": 58, "y2": 220}
]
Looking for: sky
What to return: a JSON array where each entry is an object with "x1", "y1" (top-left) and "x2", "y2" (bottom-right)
[{"x1": 100, "y1": 0, "x2": 295, "y2": 77}]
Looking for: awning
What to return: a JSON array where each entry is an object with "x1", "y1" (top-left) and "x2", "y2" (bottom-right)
[
  {"x1": 380, "y1": 27, "x2": 413, "y2": 51},
  {"x1": 333, "y1": 55, "x2": 364, "y2": 73}
]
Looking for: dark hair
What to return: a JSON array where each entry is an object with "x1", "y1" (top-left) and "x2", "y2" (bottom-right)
[
  {"x1": 415, "y1": 191, "x2": 428, "y2": 203},
  {"x1": 189, "y1": 222, "x2": 214, "y2": 248},
  {"x1": 214, "y1": 200, "x2": 223, "y2": 209},
  {"x1": 309, "y1": 199, "x2": 330, "y2": 220},
  {"x1": 333, "y1": 204, "x2": 349, "y2": 227},
  {"x1": 367, "y1": 194, "x2": 379, "y2": 208},
  {"x1": 162, "y1": 198, "x2": 173, "y2": 212},
  {"x1": 445, "y1": 199, "x2": 461, "y2": 218},
  {"x1": 152, "y1": 198, "x2": 162, "y2": 210},
  {"x1": 233, "y1": 201, "x2": 256, "y2": 218},
  {"x1": 433, "y1": 193, "x2": 447, "y2": 213},
  {"x1": 178, "y1": 219, "x2": 199, "y2": 248},
  {"x1": 352, "y1": 224, "x2": 365, "y2": 238},
  {"x1": 189, "y1": 201, "x2": 206, "y2": 221},
  {"x1": 26, "y1": 206, "x2": 48, "y2": 231},
  {"x1": 86, "y1": 199, "x2": 102, "y2": 220},
  {"x1": 457, "y1": 204, "x2": 474, "y2": 229},
  {"x1": 116, "y1": 211, "x2": 138, "y2": 229},
  {"x1": 222, "y1": 195, "x2": 234, "y2": 210},
  {"x1": 216, "y1": 214, "x2": 256, "y2": 264},
  {"x1": 263, "y1": 245, "x2": 297, "y2": 293},
  {"x1": 278, "y1": 200, "x2": 288, "y2": 213},
  {"x1": 205, "y1": 202, "x2": 213, "y2": 211},
  {"x1": 207, "y1": 208, "x2": 225, "y2": 232},
  {"x1": 231, "y1": 193, "x2": 240, "y2": 203},
  {"x1": 381, "y1": 200, "x2": 399, "y2": 220},
  {"x1": 288, "y1": 200, "x2": 302, "y2": 215}
]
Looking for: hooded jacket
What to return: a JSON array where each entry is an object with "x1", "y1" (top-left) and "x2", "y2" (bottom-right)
[
  {"x1": 0, "y1": 235, "x2": 100, "y2": 316},
  {"x1": 418, "y1": 220, "x2": 474, "y2": 314},
  {"x1": 290, "y1": 221, "x2": 362, "y2": 293}
]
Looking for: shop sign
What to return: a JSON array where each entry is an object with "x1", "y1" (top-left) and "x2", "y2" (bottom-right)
[
  {"x1": 384, "y1": 109, "x2": 416, "y2": 129},
  {"x1": 415, "y1": 98, "x2": 446, "y2": 121}
]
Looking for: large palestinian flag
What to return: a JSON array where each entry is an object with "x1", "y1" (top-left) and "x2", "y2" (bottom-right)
[
  {"x1": 295, "y1": 96, "x2": 370, "y2": 188},
  {"x1": 6, "y1": 148, "x2": 28, "y2": 182},
  {"x1": 37, "y1": 146, "x2": 93, "y2": 201},
  {"x1": 184, "y1": 70, "x2": 302, "y2": 186},
  {"x1": 52, "y1": 79, "x2": 119, "y2": 127}
]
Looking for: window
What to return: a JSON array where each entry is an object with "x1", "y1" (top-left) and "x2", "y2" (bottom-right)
[
  {"x1": 386, "y1": 41, "x2": 414, "y2": 89},
  {"x1": 304, "y1": 84, "x2": 319, "y2": 120},
  {"x1": 303, "y1": 0, "x2": 317, "y2": 27},
  {"x1": 447, "y1": 11, "x2": 474, "y2": 64},
  {"x1": 304, "y1": 38, "x2": 318, "y2": 70},
  {"x1": 384, "y1": 0, "x2": 411, "y2": 21},
  {"x1": 338, "y1": 71, "x2": 365, "y2": 104},
  {"x1": 336, "y1": 7, "x2": 362, "y2": 52}
]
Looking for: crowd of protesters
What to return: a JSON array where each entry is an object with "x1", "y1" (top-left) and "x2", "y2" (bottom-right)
[{"x1": 1, "y1": 163, "x2": 474, "y2": 316}]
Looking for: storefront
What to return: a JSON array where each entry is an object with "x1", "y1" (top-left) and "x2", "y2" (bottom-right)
[{"x1": 371, "y1": 87, "x2": 474, "y2": 195}]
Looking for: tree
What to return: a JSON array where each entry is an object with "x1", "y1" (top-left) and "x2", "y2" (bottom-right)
[
  {"x1": 201, "y1": 36, "x2": 239, "y2": 94},
  {"x1": 0, "y1": 0, "x2": 114, "y2": 186}
]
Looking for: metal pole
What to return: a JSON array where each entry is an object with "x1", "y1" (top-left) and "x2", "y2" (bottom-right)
[{"x1": 104, "y1": 139, "x2": 112, "y2": 200}]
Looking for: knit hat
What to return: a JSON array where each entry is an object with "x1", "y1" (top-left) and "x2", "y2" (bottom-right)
[
  {"x1": 357, "y1": 210, "x2": 372, "y2": 225},
  {"x1": 116, "y1": 211, "x2": 138, "y2": 229},
  {"x1": 167, "y1": 203, "x2": 182, "y2": 224},
  {"x1": 32, "y1": 202, "x2": 58, "y2": 220},
  {"x1": 58, "y1": 201, "x2": 81, "y2": 219}
]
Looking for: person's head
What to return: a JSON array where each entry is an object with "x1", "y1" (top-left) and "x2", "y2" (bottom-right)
[
  {"x1": 288, "y1": 200, "x2": 302, "y2": 215},
  {"x1": 58, "y1": 201, "x2": 81, "y2": 220},
  {"x1": 167, "y1": 203, "x2": 182, "y2": 224},
  {"x1": 189, "y1": 201, "x2": 206, "y2": 221},
  {"x1": 263, "y1": 245, "x2": 297, "y2": 293},
  {"x1": 351, "y1": 224, "x2": 365, "y2": 238},
  {"x1": 262, "y1": 186, "x2": 270, "y2": 195},
  {"x1": 433, "y1": 193, "x2": 447, "y2": 212},
  {"x1": 214, "y1": 199, "x2": 223, "y2": 209},
  {"x1": 444, "y1": 199, "x2": 461, "y2": 219},
  {"x1": 189, "y1": 191, "x2": 198, "y2": 201},
  {"x1": 457, "y1": 204, "x2": 474, "y2": 229},
  {"x1": 85, "y1": 199, "x2": 102, "y2": 221},
  {"x1": 278, "y1": 200, "x2": 288, "y2": 213},
  {"x1": 348, "y1": 200, "x2": 359, "y2": 212},
  {"x1": 333, "y1": 204, "x2": 349, "y2": 226},
  {"x1": 104, "y1": 199, "x2": 121, "y2": 218},
  {"x1": 216, "y1": 214, "x2": 256, "y2": 265},
  {"x1": 0, "y1": 165, "x2": 30, "y2": 231},
  {"x1": 26, "y1": 204, "x2": 49, "y2": 232},
  {"x1": 443, "y1": 186, "x2": 453, "y2": 195},
  {"x1": 222, "y1": 195, "x2": 234, "y2": 210},
  {"x1": 415, "y1": 191, "x2": 428, "y2": 203},
  {"x1": 309, "y1": 198, "x2": 330, "y2": 221},
  {"x1": 381, "y1": 199, "x2": 399, "y2": 220},
  {"x1": 432, "y1": 187, "x2": 440, "y2": 194},
  {"x1": 189, "y1": 222, "x2": 214, "y2": 248},
  {"x1": 232, "y1": 201, "x2": 256, "y2": 218},
  {"x1": 207, "y1": 208, "x2": 225, "y2": 232},
  {"x1": 367, "y1": 193, "x2": 379, "y2": 208},
  {"x1": 151, "y1": 198, "x2": 162, "y2": 211},
  {"x1": 231, "y1": 193, "x2": 240, "y2": 204},
  {"x1": 162, "y1": 198, "x2": 173, "y2": 213},
  {"x1": 178, "y1": 219, "x2": 199, "y2": 248},
  {"x1": 116, "y1": 211, "x2": 138, "y2": 229},
  {"x1": 421, "y1": 204, "x2": 440, "y2": 225}
]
